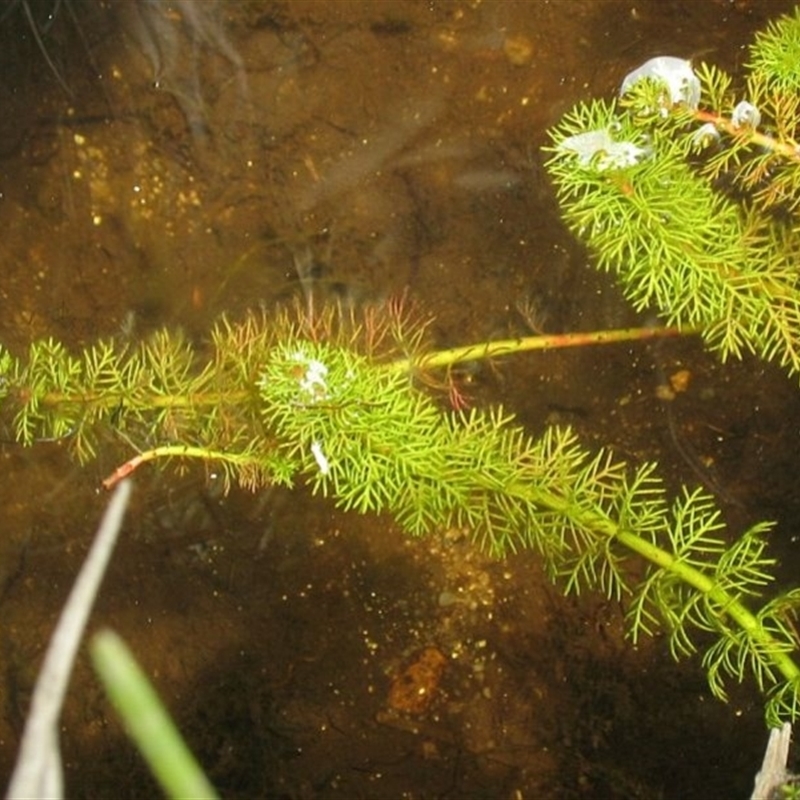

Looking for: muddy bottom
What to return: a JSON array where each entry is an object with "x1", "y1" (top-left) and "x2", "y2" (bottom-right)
[{"x1": 0, "y1": 1, "x2": 799, "y2": 798}]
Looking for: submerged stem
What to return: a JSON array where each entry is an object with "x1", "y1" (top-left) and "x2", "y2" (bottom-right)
[{"x1": 386, "y1": 326, "x2": 687, "y2": 374}]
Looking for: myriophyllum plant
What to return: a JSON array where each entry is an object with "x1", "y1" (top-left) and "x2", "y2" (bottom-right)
[
  {"x1": 543, "y1": 4, "x2": 800, "y2": 725},
  {"x1": 0, "y1": 291, "x2": 798, "y2": 727},
  {"x1": 4, "y1": 7, "x2": 800, "y2": 744},
  {"x1": 546, "y1": 9, "x2": 800, "y2": 381}
]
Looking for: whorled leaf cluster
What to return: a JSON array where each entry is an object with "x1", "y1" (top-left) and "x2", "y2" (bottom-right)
[{"x1": 748, "y1": 5, "x2": 800, "y2": 92}]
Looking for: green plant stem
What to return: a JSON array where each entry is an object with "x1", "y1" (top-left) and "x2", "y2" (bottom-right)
[
  {"x1": 616, "y1": 528, "x2": 800, "y2": 685},
  {"x1": 32, "y1": 326, "x2": 686, "y2": 413},
  {"x1": 504, "y1": 473, "x2": 800, "y2": 693},
  {"x1": 102, "y1": 444, "x2": 258, "y2": 489},
  {"x1": 42, "y1": 389, "x2": 248, "y2": 409},
  {"x1": 385, "y1": 325, "x2": 687, "y2": 374},
  {"x1": 694, "y1": 108, "x2": 800, "y2": 161}
]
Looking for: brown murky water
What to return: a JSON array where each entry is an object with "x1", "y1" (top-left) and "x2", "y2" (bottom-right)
[{"x1": 1, "y1": 1, "x2": 799, "y2": 798}]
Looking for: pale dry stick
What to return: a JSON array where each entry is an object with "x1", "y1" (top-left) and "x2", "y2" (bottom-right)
[{"x1": 6, "y1": 482, "x2": 132, "y2": 800}]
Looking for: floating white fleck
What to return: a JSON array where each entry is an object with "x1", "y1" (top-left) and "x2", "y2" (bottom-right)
[
  {"x1": 289, "y1": 350, "x2": 329, "y2": 401},
  {"x1": 311, "y1": 441, "x2": 330, "y2": 475},
  {"x1": 300, "y1": 358, "x2": 329, "y2": 397},
  {"x1": 620, "y1": 56, "x2": 701, "y2": 110},
  {"x1": 731, "y1": 100, "x2": 761, "y2": 130},
  {"x1": 558, "y1": 128, "x2": 648, "y2": 171}
]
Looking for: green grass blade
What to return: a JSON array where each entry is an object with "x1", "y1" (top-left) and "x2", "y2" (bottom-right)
[{"x1": 90, "y1": 629, "x2": 219, "y2": 800}]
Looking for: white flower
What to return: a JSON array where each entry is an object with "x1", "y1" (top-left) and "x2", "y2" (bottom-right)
[{"x1": 620, "y1": 56, "x2": 701, "y2": 110}]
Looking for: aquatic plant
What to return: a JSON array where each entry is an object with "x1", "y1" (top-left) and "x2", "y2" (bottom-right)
[
  {"x1": 541, "y1": 4, "x2": 800, "y2": 728},
  {"x1": 0, "y1": 292, "x2": 798, "y2": 729},
  {"x1": 545, "y1": 7, "x2": 800, "y2": 382},
  {"x1": 6, "y1": 4, "x2": 800, "y2": 747}
]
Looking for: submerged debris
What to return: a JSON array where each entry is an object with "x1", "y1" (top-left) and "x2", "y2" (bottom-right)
[
  {"x1": 620, "y1": 55, "x2": 701, "y2": 109},
  {"x1": 557, "y1": 128, "x2": 649, "y2": 171}
]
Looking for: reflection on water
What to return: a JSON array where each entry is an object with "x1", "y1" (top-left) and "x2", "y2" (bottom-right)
[{"x1": 0, "y1": 1, "x2": 799, "y2": 798}]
